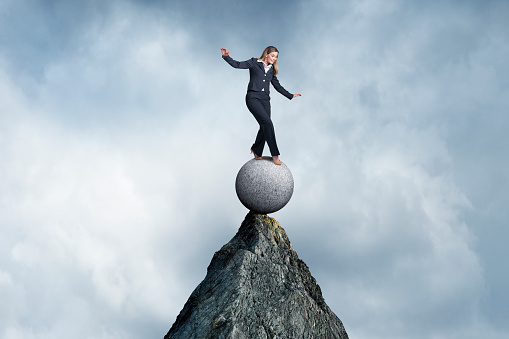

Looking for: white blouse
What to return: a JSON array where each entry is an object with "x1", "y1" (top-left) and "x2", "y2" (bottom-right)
[{"x1": 257, "y1": 59, "x2": 272, "y2": 74}]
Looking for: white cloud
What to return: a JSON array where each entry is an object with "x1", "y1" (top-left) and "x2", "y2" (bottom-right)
[
  {"x1": 272, "y1": 0, "x2": 509, "y2": 337},
  {"x1": 1, "y1": 0, "x2": 509, "y2": 338}
]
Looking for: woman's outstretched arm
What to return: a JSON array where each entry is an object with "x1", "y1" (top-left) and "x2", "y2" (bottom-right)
[
  {"x1": 221, "y1": 48, "x2": 253, "y2": 69},
  {"x1": 271, "y1": 75, "x2": 302, "y2": 100}
]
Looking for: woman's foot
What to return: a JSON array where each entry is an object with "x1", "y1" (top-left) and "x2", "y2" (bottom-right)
[
  {"x1": 250, "y1": 149, "x2": 262, "y2": 160},
  {"x1": 272, "y1": 155, "x2": 282, "y2": 165}
]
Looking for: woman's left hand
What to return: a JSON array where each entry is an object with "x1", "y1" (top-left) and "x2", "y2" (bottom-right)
[{"x1": 293, "y1": 93, "x2": 302, "y2": 98}]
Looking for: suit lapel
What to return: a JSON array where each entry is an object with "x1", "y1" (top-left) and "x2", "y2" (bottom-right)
[
  {"x1": 257, "y1": 60, "x2": 274, "y2": 75},
  {"x1": 256, "y1": 60, "x2": 265, "y2": 72}
]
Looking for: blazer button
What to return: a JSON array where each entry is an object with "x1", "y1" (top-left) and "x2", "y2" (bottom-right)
[{"x1": 263, "y1": 80, "x2": 265, "y2": 82}]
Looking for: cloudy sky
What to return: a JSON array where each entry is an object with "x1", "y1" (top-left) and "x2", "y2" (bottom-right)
[{"x1": 1, "y1": 0, "x2": 508, "y2": 338}]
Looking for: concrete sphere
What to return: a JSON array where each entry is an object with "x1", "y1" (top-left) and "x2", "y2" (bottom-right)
[{"x1": 235, "y1": 157, "x2": 294, "y2": 214}]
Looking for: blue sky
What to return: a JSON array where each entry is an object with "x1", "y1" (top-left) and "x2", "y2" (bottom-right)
[{"x1": 1, "y1": 0, "x2": 508, "y2": 338}]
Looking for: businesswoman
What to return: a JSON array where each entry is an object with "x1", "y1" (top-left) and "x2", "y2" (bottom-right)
[{"x1": 221, "y1": 46, "x2": 301, "y2": 165}]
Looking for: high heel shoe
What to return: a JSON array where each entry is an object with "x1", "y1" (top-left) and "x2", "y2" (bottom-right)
[
  {"x1": 250, "y1": 149, "x2": 262, "y2": 160},
  {"x1": 273, "y1": 156, "x2": 281, "y2": 165}
]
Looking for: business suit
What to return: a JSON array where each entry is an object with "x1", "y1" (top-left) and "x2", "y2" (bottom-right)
[{"x1": 223, "y1": 55, "x2": 294, "y2": 157}]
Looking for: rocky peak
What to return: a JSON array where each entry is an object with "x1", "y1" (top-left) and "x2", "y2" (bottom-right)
[{"x1": 164, "y1": 212, "x2": 349, "y2": 339}]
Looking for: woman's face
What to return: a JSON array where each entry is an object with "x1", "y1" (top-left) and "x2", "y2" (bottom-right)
[{"x1": 265, "y1": 51, "x2": 278, "y2": 65}]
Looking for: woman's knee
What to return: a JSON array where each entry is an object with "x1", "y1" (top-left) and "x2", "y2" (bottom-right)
[{"x1": 260, "y1": 119, "x2": 274, "y2": 130}]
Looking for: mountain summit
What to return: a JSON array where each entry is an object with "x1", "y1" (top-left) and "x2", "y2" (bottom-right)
[{"x1": 164, "y1": 212, "x2": 349, "y2": 339}]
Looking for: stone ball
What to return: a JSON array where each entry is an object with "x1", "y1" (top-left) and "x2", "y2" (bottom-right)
[{"x1": 235, "y1": 156, "x2": 294, "y2": 214}]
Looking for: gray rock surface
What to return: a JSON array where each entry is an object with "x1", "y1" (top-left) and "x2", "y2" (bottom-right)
[
  {"x1": 164, "y1": 212, "x2": 349, "y2": 339},
  {"x1": 235, "y1": 157, "x2": 294, "y2": 214}
]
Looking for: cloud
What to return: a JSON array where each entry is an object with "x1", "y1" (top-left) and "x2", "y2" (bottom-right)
[
  {"x1": 271, "y1": 0, "x2": 509, "y2": 337},
  {"x1": 0, "y1": 2, "x2": 236, "y2": 337},
  {"x1": 1, "y1": 0, "x2": 509, "y2": 338}
]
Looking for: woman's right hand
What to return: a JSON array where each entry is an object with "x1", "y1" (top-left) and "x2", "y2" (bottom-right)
[{"x1": 221, "y1": 48, "x2": 229, "y2": 57}]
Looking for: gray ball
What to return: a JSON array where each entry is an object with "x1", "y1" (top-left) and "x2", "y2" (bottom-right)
[{"x1": 235, "y1": 156, "x2": 294, "y2": 214}]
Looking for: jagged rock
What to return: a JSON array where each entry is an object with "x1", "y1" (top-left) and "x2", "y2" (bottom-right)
[{"x1": 164, "y1": 212, "x2": 349, "y2": 339}]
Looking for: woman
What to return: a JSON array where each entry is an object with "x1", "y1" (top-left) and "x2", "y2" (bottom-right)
[{"x1": 221, "y1": 46, "x2": 301, "y2": 165}]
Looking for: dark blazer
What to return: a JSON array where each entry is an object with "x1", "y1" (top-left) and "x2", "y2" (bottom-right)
[{"x1": 223, "y1": 56, "x2": 293, "y2": 100}]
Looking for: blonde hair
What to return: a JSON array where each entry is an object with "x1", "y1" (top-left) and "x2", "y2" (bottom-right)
[{"x1": 258, "y1": 46, "x2": 279, "y2": 75}]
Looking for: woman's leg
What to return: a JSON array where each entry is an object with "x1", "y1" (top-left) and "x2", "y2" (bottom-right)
[
  {"x1": 252, "y1": 128, "x2": 265, "y2": 155},
  {"x1": 246, "y1": 92, "x2": 280, "y2": 157}
]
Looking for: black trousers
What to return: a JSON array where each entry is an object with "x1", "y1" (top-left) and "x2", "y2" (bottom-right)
[{"x1": 245, "y1": 91, "x2": 280, "y2": 156}]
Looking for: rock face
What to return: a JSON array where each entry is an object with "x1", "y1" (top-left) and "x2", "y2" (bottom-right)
[
  {"x1": 164, "y1": 213, "x2": 348, "y2": 339},
  {"x1": 235, "y1": 157, "x2": 294, "y2": 214}
]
